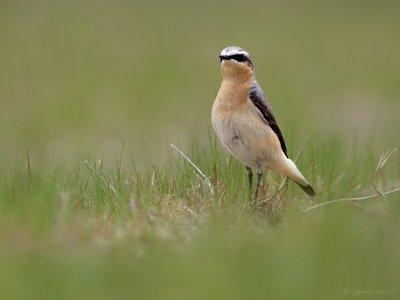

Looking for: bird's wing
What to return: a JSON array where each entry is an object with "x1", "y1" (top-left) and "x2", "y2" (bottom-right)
[{"x1": 249, "y1": 81, "x2": 288, "y2": 157}]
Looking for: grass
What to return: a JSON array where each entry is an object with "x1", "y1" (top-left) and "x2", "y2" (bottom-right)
[
  {"x1": 1, "y1": 0, "x2": 400, "y2": 299},
  {"x1": 0, "y1": 137, "x2": 399, "y2": 300}
]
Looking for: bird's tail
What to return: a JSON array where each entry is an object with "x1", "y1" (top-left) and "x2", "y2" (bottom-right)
[{"x1": 280, "y1": 159, "x2": 316, "y2": 196}]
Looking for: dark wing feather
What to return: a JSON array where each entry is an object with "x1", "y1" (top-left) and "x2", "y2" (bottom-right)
[{"x1": 249, "y1": 81, "x2": 288, "y2": 157}]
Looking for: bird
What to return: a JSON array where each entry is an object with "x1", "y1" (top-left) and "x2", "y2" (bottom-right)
[{"x1": 211, "y1": 46, "x2": 315, "y2": 202}]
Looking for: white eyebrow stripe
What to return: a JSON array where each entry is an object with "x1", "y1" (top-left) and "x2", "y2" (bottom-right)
[{"x1": 220, "y1": 46, "x2": 250, "y2": 58}]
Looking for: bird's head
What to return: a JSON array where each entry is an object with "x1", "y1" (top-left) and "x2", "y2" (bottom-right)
[{"x1": 219, "y1": 46, "x2": 254, "y2": 81}]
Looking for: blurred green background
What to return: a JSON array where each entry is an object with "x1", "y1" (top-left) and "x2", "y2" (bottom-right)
[
  {"x1": 1, "y1": 0, "x2": 400, "y2": 299},
  {"x1": 1, "y1": 0, "x2": 399, "y2": 163}
]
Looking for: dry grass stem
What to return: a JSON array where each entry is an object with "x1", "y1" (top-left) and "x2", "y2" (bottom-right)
[
  {"x1": 170, "y1": 144, "x2": 214, "y2": 196},
  {"x1": 304, "y1": 148, "x2": 399, "y2": 212},
  {"x1": 84, "y1": 159, "x2": 118, "y2": 196}
]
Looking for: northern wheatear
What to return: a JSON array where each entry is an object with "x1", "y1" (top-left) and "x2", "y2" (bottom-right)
[{"x1": 212, "y1": 46, "x2": 315, "y2": 201}]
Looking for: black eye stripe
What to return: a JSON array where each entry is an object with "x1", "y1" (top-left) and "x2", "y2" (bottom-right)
[
  {"x1": 219, "y1": 52, "x2": 253, "y2": 69},
  {"x1": 219, "y1": 53, "x2": 253, "y2": 68},
  {"x1": 230, "y1": 54, "x2": 248, "y2": 62}
]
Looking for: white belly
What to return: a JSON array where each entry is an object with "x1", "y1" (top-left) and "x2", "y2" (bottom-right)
[{"x1": 212, "y1": 108, "x2": 284, "y2": 169}]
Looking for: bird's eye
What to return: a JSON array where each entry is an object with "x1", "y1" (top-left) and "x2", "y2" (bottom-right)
[{"x1": 230, "y1": 54, "x2": 248, "y2": 62}]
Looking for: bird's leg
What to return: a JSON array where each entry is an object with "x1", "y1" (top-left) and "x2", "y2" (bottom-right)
[
  {"x1": 246, "y1": 166, "x2": 253, "y2": 201},
  {"x1": 254, "y1": 162, "x2": 263, "y2": 203}
]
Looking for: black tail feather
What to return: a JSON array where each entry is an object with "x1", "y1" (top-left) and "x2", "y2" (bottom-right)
[{"x1": 293, "y1": 181, "x2": 316, "y2": 196}]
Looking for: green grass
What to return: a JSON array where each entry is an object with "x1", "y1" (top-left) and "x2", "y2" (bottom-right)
[
  {"x1": 1, "y1": 0, "x2": 400, "y2": 299},
  {"x1": 0, "y1": 138, "x2": 399, "y2": 300}
]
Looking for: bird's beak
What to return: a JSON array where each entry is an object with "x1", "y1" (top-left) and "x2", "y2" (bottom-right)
[{"x1": 219, "y1": 55, "x2": 230, "y2": 62}]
